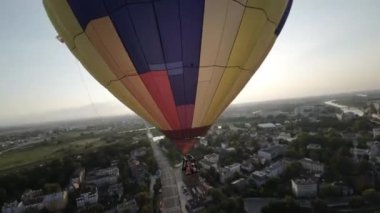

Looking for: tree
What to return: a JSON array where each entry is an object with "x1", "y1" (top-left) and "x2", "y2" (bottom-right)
[
  {"x1": 352, "y1": 118, "x2": 371, "y2": 132},
  {"x1": 0, "y1": 188, "x2": 6, "y2": 205},
  {"x1": 261, "y1": 197, "x2": 301, "y2": 213},
  {"x1": 43, "y1": 183, "x2": 61, "y2": 194},
  {"x1": 205, "y1": 189, "x2": 244, "y2": 213},
  {"x1": 319, "y1": 184, "x2": 341, "y2": 198},
  {"x1": 221, "y1": 197, "x2": 245, "y2": 213},
  {"x1": 309, "y1": 150, "x2": 321, "y2": 161},
  {"x1": 261, "y1": 178, "x2": 281, "y2": 197},
  {"x1": 362, "y1": 188, "x2": 380, "y2": 204},
  {"x1": 135, "y1": 191, "x2": 152, "y2": 213},
  {"x1": 356, "y1": 160, "x2": 371, "y2": 174},
  {"x1": 349, "y1": 196, "x2": 365, "y2": 208},
  {"x1": 311, "y1": 199, "x2": 328, "y2": 213},
  {"x1": 200, "y1": 167, "x2": 220, "y2": 186},
  {"x1": 282, "y1": 163, "x2": 303, "y2": 180},
  {"x1": 208, "y1": 188, "x2": 226, "y2": 202}
]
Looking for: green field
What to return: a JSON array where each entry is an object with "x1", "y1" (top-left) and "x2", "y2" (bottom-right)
[{"x1": 0, "y1": 137, "x2": 107, "y2": 171}]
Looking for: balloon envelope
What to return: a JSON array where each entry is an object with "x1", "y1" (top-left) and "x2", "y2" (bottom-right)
[{"x1": 44, "y1": 0, "x2": 292, "y2": 154}]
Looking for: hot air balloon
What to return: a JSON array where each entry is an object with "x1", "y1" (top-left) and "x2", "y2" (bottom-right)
[{"x1": 43, "y1": 0, "x2": 292, "y2": 157}]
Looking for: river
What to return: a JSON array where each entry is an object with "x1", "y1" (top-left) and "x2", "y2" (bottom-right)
[{"x1": 324, "y1": 100, "x2": 364, "y2": 117}]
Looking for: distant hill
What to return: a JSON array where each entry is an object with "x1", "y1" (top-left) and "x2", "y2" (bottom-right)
[
  {"x1": 0, "y1": 101, "x2": 133, "y2": 130},
  {"x1": 1, "y1": 89, "x2": 379, "y2": 131}
]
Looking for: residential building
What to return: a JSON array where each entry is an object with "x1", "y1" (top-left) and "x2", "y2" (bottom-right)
[
  {"x1": 111, "y1": 159, "x2": 119, "y2": 167},
  {"x1": 117, "y1": 199, "x2": 138, "y2": 213},
  {"x1": 250, "y1": 171, "x2": 268, "y2": 187},
  {"x1": 199, "y1": 153, "x2": 219, "y2": 170},
  {"x1": 368, "y1": 141, "x2": 380, "y2": 163},
  {"x1": 88, "y1": 167, "x2": 119, "y2": 177},
  {"x1": 76, "y1": 185, "x2": 98, "y2": 208},
  {"x1": 299, "y1": 158, "x2": 324, "y2": 173},
  {"x1": 224, "y1": 147, "x2": 236, "y2": 152},
  {"x1": 340, "y1": 132, "x2": 359, "y2": 142},
  {"x1": 263, "y1": 161, "x2": 285, "y2": 177},
  {"x1": 86, "y1": 167, "x2": 119, "y2": 187},
  {"x1": 130, "y1": 147, "x2": 147, "y2": 158},
  {"x1": 20, "y1": 190, "x2": 44, "y2": 212},
  {"x1": 232, "y1": 178, "x2": 248, "y2": 191},
  {"x1": 43, "y1": 191, "x2": 68, "y2": 212},
  {"x1": 350, "y1": 148, "x2": 369, "y2": 158},
  {"x1": 220, "y1": 142, "x2": 228, "y2": 149},
  {"x1": 277, "y1": 132, "x2": 295, "y2": 142},
  {"x1": 219, "y1": 163, "x2": 241, "y2": 183},
  {"x1": 71, "y1": 167, "x2": 85, "y2": 190},
  {"x1": 249, "y1": 161, "x2": 285, "y2": 186},
  {"x1": 3, "y1": 190, "x2": 68, "y2": 213},
  {"x1": 291, "y1": 179, "x2": 318, "y2": 198},
  {"x1": 2, "y1": 201, "x2": 23, "y2": 213},
  {"x1": 257, "y1": 123, "x2": 276, "y2": 129},
  {"x1": 294, "y1": 105, "x2": 316, "y2": 117},
  {"x1": 107, "y1": 183, "x2": 123, "y2": 200},
  {"x1": 372, "y1": 113, "x2": 380, "y2": 121},
  {"x1": 86, "y1": 175, "x2": 118, "y2": 187},
  {"x1": 283, "y1": 158, "x2": 298, "y2": 166},
  {"x1": 128, "y1": 159, "x2": 148, "y2": 184},
  {"x1": 307, "y1": 144, "x2": 322, "y2": 150},
  {"x1": 337, "y1": 112, "x2": 357, "y2": 121},
  {"x1": 373, "y1": 128, "x2": 380, "y2": 138},
  {"x1": 226, "y1": 163, "x2": 241, "y2": 173},
  {"x1": 199, "y1": 137, "x2": 208, "y2": 146},
  {"x1": 240, "y1": 160, "x2": 255, "y2": 173},
  {"x1": 258, "y1": 145, "x2": 285, "y2": 161}
]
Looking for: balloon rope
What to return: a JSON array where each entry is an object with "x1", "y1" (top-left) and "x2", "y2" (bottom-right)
[{"x1": 72, "y1": 58, "x2": 105, "y2": 122}]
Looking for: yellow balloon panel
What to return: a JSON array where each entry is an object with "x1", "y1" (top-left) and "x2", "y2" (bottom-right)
[
  {"x1": 202, "y1": 67, "x2": 241, "y2": 124},
  {"x1": 200, "y1": 0, "x2": 289, "y2": 126},
  {"x1": 193, "y1": 67, "x2": 225, "y2": 127},
  {"x1": 227, "y1": 8, "x2": 268, "y2": 66},
  {"x1": 199, "y1": 0, "x2": 230, "y2": 66},
  {"x1": 118, "y1": 76, "x2": 172, "y2": 130},
  {"x1": 213, "y1": 0, "x2": 247, "y2": 66},
  {"x1": 207, "y1": 70, "x2": 254, "y2": 124},
  {"x1": 247, "y1": 0, "x2": 288, "y2": 24},
  {"x1": 43, "y1": 0, "x2": 82, "y2": 50},
  {"x1": 194, "y1": 0, "x2": 246, "y2": 127},
  {"x1": 86, "y1": 17, "x2": 138, "y2": 78},
  {"x1": 244, "y1": 24, "x2": 277, "y2": 71},
  {"x1": 199, "y1": 0, "x2": 247, "y2": 67},
  {"x1": 72, "y1": 34, "x2": 117, "y2": 86},
  {"x1": 107, "y1": 81, "x2": 159, "y2": 128}
]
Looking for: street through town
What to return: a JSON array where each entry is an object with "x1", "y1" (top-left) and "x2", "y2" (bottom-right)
[{"x1": 147, "y1": 129, "x2": 183, "y2": 213}]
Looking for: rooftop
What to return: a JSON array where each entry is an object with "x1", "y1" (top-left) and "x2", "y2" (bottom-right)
[
  {"x1": 225, "y1": 163, "x2": 241, "y2": 170},
  {"x1": 265, "y1": 161, "x2": 283, "y2": 171},
  {"x1": 232, "y1": 178, "x2": 246, "y2": 185},
  {"x1": 259, "y1": 145, "x2": 284, "y2": 155},
  {"x1": 300, "y1": 158, "x2": 322, "y2": 164},
  {"x1": 292, "y1": 178, "x2": 317, "y2": 185},
  {"x1": 203, "y1": 153, "x2": 219, "y2": 163},
  {"x1": 306, "y1": 144, "x2": 322, "y2": 149},
  {"x1": 257, "y1": 123, "x2": 276, "y2": 129}
]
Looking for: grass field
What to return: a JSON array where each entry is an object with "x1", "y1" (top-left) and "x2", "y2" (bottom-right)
[{"x1": 0, "y1": 138, "x2": 106, "y2": 171}]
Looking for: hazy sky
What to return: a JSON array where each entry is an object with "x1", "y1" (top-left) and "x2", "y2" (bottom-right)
[{"x1": 1, "y1": 0, "x2": 380, "y2": 126}]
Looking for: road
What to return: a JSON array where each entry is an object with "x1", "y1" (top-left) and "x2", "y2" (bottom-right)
[
  {"x1": 150, "y1": 138, "x2": 182, "y2": 213},
  {"x1": 174, "y1": 166, "x2": 189, "y2": 213},
  {"x1": 149, "y1": 175, "x2": 156, "y2": 197}
]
